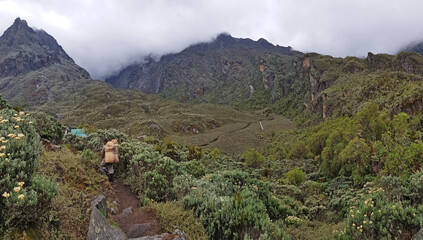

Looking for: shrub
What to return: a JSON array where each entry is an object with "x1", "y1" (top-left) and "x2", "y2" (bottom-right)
[
  {"x1": 117, "y1": 140, "x2": 152, "y2": 174},
  {"x1": 31, "y1": 111, "x2": 65, "y2": 144},
  {"x1": 287, "y1": 141, "x2": 313, "y2": 159},
  {"x1": 152, "y1": 202, "x2": 208, "y2": 240},
  {"x1": 0, "y1": 109, "x2": 57, "y2": 233},
  {"x1": 125, "y1": 148, "x2": 180, "y2": 201},
  {"x1": 340, "y1": 190, "x2": 421, "y2": 239},
  {"x1": 0, "y1": 95, "x2": 9, "y2": 110},
  {"x1": 183, "y1": 160, "x2": 206, "y2": 178},
  {"x1": 187, "y1": 146, "x2": 202, "y2": 161},
  {"x1": 241, "y1": 148, "x2": 266, "y2": 168},
  {"x1": 78, "y1": 123, "x2": 97, "y2": 134},
  {"x1": 285, "y1": 167, "x2": 306, "y2": 186},
  {"x1": 338, "y1": 137, "x2": 371, "y2": 182},
  {"x1": 183, "y1": 170, "x2": 289, "y2": 239}
]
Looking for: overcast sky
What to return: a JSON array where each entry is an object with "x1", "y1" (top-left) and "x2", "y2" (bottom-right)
[{"x1": 1, "y1": 0, "x2": 423, "y2": 79}]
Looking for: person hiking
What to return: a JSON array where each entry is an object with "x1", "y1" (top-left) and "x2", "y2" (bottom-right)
[{"x1": 100, "y1": 139, "x2": 118, "y2": 182}]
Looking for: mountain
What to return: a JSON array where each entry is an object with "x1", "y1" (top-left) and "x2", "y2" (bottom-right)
[
  {"x1": 106, "y1": 34, "x2": 423, "y2": 124},
  {"x1": 402, "y1": 40, "x2": 423, "y2": 56},
  {"x1": 0, "y1": 18, "x2": 93, "y2": 106},
  {"x1": 106, "y1": 33, "x2": 301, "y2": 102}
]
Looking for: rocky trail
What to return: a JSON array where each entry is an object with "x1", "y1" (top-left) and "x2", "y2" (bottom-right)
[
  {"x1": 87, "y1": 179, "x2": 184, "y2": 240},
  {"x1": 111, "y1": 180, "x2": 166, "y2": 238}
]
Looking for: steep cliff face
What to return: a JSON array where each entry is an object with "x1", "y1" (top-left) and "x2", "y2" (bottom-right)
[
  {"x1": 0, "y1": 18, "x2": 93, "y2": 106},
  {"x1": 106, "y1": 33, "x2": 302, "y2": 104}
]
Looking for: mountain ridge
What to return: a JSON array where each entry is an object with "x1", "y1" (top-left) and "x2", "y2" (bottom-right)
[{"x1": 105, "y1": 34, "x2": 423, "y2": 124}]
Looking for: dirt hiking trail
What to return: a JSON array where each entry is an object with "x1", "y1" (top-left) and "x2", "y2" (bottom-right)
[{"x1": 111, "y1": 180, "x2": 175, "y2": 239}]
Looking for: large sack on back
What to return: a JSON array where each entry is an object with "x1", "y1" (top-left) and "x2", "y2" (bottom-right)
[
  {"x1": 112, "y1": 139, "x2": 119, "y2": 163},
  {"x1": 104, "y1": 141, "x2": 115, "y2": 163}
]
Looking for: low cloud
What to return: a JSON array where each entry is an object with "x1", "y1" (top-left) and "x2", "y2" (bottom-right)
[{"x1": 1, "y1": 0, "x2": 423, "y2": 79}]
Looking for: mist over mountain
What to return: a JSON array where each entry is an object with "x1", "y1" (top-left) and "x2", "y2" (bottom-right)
[
  {"x1": 2, "y1": 0, "x2": 423, "y2": 80},
  {"x1": 106, "y1": 33, "x2": 298, "y2": 95},
  {"x1": 402, "y1": 40, "x2": 423, "y2": 56}
]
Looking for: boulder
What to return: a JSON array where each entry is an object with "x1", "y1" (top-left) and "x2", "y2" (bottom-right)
[
  {"x1": 129, "y1": 229, "x2": 187, "y2": 240},
  {"x1": 86, "y1": 195, "x2": 126, "y2": 240},
  {"x1": 413, "y1": 228, "x2": 423, "y2": 240},
  {"x1": 121, "y1": 206, "x2": 133, "y2": 216},
  {"x1": 127, "y1": 223, "x2": 152, "y2": 238}
]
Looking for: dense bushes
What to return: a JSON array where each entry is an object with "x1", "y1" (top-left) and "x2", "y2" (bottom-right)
[
  {"x1": 339, "y1": 188, "x2": 422, "y2": 239},
  {"x1": 31, "y1": 111, "x2": 65, "y2": 144},
  {"x1": 184, "y1": 170, "x2": 290, "y2": 239},
  {"x1": 0, "y1": 109, "x2": 57, "y2": 234},
  {"x1": 241, "y1": 148, "x2": 265, "y2": 168},
  {"x1": 152, "y1": 202, "x2": 208, "y2": 240},
  {"x1": 279, "y1": 103, "x2": 423, "y2": 183},
  {"x1": 285, "y1": 167, "x2": 306, "y2": 186}
]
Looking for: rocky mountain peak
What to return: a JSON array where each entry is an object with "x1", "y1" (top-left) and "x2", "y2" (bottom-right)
[
  {"x1": 0, "y1": 17, "x2": 71, "y2": 60},
  {"x1": 0, "y1": 17, "x2": 92, "y2": 106},
  {"x1": 0, "y1": 18, "x2": 37, "y2": 46},
  {"x1": 215, "y1": 33, "x2": 234, "y2": 42}
]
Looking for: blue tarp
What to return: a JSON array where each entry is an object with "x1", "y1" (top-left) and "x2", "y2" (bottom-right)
[{"x1": 70, "y1": 129, "x2": 87, "y2": 138}]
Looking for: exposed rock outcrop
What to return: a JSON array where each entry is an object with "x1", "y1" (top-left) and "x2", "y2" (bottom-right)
[{"x1": 86, "y1": 195, "x2": 126, "y2": 240}]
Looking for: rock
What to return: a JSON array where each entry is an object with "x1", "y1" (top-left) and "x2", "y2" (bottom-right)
[
  {"x1": 173, "y1": 229, "x2": 187, "y2": 240},
  {"x1": 137, "y1": 135, "x2": 147, "y2": 141},
  {"x1": 127, "y1": 223, "x2": 152, "y2": 238},
  {"x1": 248, "y1": 85, "x2": 254, "y2": 99},
  {"x1": 129, "y1": 234, "x2": 169, "y2": 240},
  {"x1": 413, "y1": 228, "x2": 423, "y2": 240},
  {"x1": 41, "y1": 138, "x2": 61, "y2": 151},
  {"x1": 121, "y1": 206, "x2": 133, "y2": 216},
  {"x1": 110, "y1": 207, "x2": 116, "y2": 214},
  {"x1": 128, "y1": 229, "x2": 187, "y2": 240},
  {"x1": 148, "y1": 123, "x2": 160, "y2": 130},
  {"x1": 86, "y1": 195, "x2": 126, "y2": 240}
]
